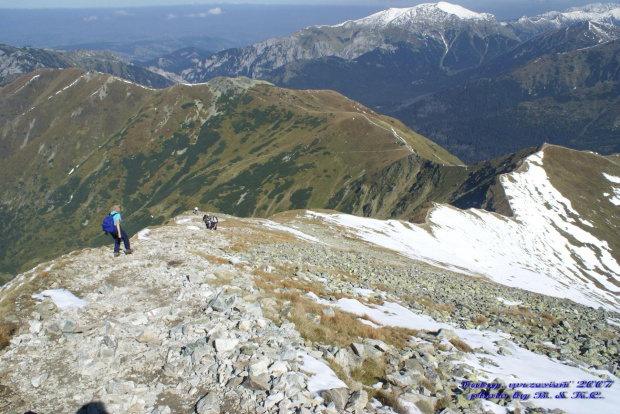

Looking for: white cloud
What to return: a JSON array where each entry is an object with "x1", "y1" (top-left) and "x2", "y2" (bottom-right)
[
  {"x1": 166, "y1": 13, "x2": 177, "y2": 20},
  {"x1": 186, "y1": 8, "x2": 223, "y2": 18},
  {"x1": 83, "y1": 15, "x2": 98, "y2": 22},
  {"x1": 113, "y1": 10, "x2": 131, "y2": 16}
]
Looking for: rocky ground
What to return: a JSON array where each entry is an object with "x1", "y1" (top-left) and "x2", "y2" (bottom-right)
[{"x1": 0, "y1": 212, "x2": 618, "y2": 414}]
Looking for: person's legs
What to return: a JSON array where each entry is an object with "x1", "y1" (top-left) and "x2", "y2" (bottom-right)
[
  {"x1": 111, "y1": 231, "x2": 121, "y2": 253},
  {"x1": 120, "y1": 228, "x2": 131, "y2": 250}
]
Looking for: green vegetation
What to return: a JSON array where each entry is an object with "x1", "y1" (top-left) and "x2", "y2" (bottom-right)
[
  {"x1": 0, "y1": 68, "x2": 466, "y2": 278},
  {"x1": 290, "y1": 187, "x2": 313, "y2": 210}
]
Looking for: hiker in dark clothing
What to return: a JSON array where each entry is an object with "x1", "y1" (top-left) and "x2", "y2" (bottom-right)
[
  {"x1": 203, "y1": 214, "x2": 211, "y2": 229},
  {"x1": 109, "y1": 204, "x2": 133, "y2": 257},
  {"x1": 210, "y1": 215, "x2": 218, "y2": 230}
]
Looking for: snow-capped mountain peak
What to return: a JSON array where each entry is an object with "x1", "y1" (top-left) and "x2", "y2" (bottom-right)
[
  {"x1": 436, "y1": 1, "x2": 489, "y2": 19},
  {"x1": 331, "y1": 2, "x2": 494, "y2": 29},
  {"x1": 512, "y1": 2, "x2": 620, "y2": 36}
]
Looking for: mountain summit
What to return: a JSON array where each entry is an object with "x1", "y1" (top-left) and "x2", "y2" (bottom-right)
[
  {"x1": 172, "y1": 2, "x2": 517, "y2": 83},
  {"x1": 328, "y1": 2, "x2": 495, "y2": 29}
]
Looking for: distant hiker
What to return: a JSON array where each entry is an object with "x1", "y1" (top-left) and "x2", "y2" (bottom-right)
[
  {"x1": 193, "y1": 207, "x2": 199, "y2": 215},
  {"x1": 203, "y1": 214, "x2": 211, "y2": 230},
  {"x1": 104, "y1": 204, "x2": 133, "y2": 257},
  {"x1": 210, "y1": 215, "x2": 218, "y2": 231}
]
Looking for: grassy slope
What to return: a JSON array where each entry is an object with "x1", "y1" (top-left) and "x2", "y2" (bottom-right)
[
  {"x1": 0, "y1": 68, "x2": 459, "y2": 276},
  {"x1": 542, "y1": 145, "x2": 620, "y2": 268}
]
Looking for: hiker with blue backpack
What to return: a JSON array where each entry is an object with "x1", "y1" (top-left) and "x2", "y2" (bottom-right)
[{"x1": 102, "y1": 204, "x2": 133, "y2": 257}]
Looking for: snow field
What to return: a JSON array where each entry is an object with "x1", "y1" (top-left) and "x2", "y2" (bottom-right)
[
  {"x1": 307, "y1": 292, "x2": 620, "y2": 414},
  {"x1": 306, "y1": 150, "x2": 620, "y2": 312}
]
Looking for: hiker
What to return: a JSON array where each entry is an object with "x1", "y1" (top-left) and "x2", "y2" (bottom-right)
[
  {"x1": 203, "y1": 214, "x2": 211, "y2": 230},
  {"x1": 107, "y1": 204, "x2": 133, "y2": 257},
  {"x1": 210, "y1": 215, "x2": 218, "y2": 231},
  {"x1": 193, "y1": 207, "x2": 199, "y2": 215}
]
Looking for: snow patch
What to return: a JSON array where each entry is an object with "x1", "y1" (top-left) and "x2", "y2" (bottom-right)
[
  {"x1": 603, "y1": 173, "x2": 620, "y2": 184},
  {"x1": 496, "y1": 297, "x2": 522, "y2": 306},
  {"x1": 437, "y1": 2, "x2": 486, "y2": 20},
  {"x1": 306, "y1": 150, "x2": 620, "y2": 312},
  {"x1": 12, "y1": 74, "x2": 40, "y2": 95},
  {"x1": 354, "y1": 288, "x2": 375, "y2": 297},
  {"x1": 262, "y1": 220, "x2": 321, "y2": 243},
  {"x1": 300, "y1": 353, "x2": 348, "y2": 395},
  {"x1": 316, "y1": 297, "x2": 620, "y2": 413},
  {"x1": 603, "y1": 173, "x2": 620, "y2": 205},
  {"x1": 137, "y1": 229, "x2": 151, "y2": 240},
  {"x1": 32, "y1": 289, "x2": 87, "y2": 310}
]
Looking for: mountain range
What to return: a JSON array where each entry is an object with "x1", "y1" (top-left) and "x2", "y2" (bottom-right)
[
  {"x1": 1, "y1": 4, "x2": 619, "y2": 412},
  {"x1": 0, "y1": 67, "x2": 460, "y2": 277},
  {"x1": 0, "y1": 45, "x2": 173, "y2": 89},
  {"x1": 1, "y1": 3, "x2": 620, "y2": 163},
  {"x1": 141, "y1": 2, "x2": 620, "y2": 164},
  {"x1": 2, "y1": 65, "x2": 619, "y2": 298}
]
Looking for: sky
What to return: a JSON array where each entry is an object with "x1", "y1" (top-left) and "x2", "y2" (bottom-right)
[
  {"x1": 0, "y1": 0, "x2": 609, "y2": 58},
  {"x1": 0, "y1": 1, "x2": 603, "y2": 12}
]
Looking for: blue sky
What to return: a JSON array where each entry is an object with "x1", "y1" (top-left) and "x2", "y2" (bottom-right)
[
  {"x1": 0, "y1": 0, "x2": 606, "y2": 53},
  {"x1": 0, "y1": 1, "x2": 600, "y2": 11}
]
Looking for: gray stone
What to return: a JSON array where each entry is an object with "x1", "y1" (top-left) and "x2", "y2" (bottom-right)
[
  {"x1": 61, "y1": 319, "x2": 77, "y2": 333},
  {"x1": 249, "y1": 360, "x2": 269, "y2": 377},
  {"x1": 31, "y1": 373, "x2": 49, "y2": 388},
  {"x1": 45, "y1": 322, "x2": 61, "y2": 335},
  {"x1": 350, "y1": 343, "x2": 365, "y2": 358},
  {"x1": 29, "y1": 319, "x2": 42, "y2": 334},
  {"x1": 364, "y1": 338, "x2": 390, "y2": 352},
  {"x1": 196, "y1": 392, "x2": 220, "y2": 414},
  {"x1": 265, "y1": 392, "x2": 285, "y2": 409},
  {"x1": 243, "y1": 373, "x2": 270, "y2": 391},
  {"x1": 214, "y1": 338, "x2": 239, "y2": 353},
  {"x1": 209, "y1": 292, "x2": 236, "y2": 312},
  {"x1": 346, "y1": 390, "x2": 368, "y2": 412},
  {"x1": 320, "y1": 387, "x2": 349, "y2": 412}
]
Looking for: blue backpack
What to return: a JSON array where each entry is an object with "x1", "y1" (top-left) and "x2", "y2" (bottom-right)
[{"x1": 102, "y1": 214, "x2": 117, "y2": 233}]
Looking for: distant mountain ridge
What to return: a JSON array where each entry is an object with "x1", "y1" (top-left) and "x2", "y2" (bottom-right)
[
  {"x1": 171, "y1": 2, "x2": 520, "y2": 84},
  {"x1": 508, "y1": 2, "x2": 620, "y2": 38},
  {"x1": 135, "y1": 2, "x2": 620, "y2": 163},
  {"x1": 0, "y1": 44, "x2": 174, "y2": 88}
]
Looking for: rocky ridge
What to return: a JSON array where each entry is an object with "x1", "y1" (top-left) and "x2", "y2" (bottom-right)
[{"x1": 1, "y1": 211, "x2": 618, "y2": 413}]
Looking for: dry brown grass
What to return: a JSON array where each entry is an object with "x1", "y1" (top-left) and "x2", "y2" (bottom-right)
[
  {"x1": 187, "y1": 250, "x2": 230, "y2": 265},
  {"x1": 375, "y1": 389, "x2": 405, "y2": 414},
  {"x1": 449, "y1": 338, "x2": 474, "y2": 353},
  {"x1": 402, "y1": 294, "x2": 414, "y2": 302},
  {"x1": 350, "y1": 357, "x2": 387, "y2": 386},
  {"x1": 286, "y1": 298, "x2": 417, "y2": 350},
  {"x1": 222, "y1": 241, "x2": 250, "y2": 253},
  {"x1": 540, "y1": 313, "x2": 559, "y2": 323},
  {"x1": 0, "y1": 322, "x2": 17, "y2": 350},
  {"x1": 474, "y1": 316, "x2": 489, "y2": 324},
  {"x1": 0, "y1": 268, "x2": 60, "y2": 347},
  {"x1": 418, "y1": 377, "x2": 436, "y2": 393},
  {"x1": 250, "y1": 266, "x2": 418, "y2": 350},
  {"x1": 599, "y1": 330, "x2": 619, "y2": 340},
  {"x1": 167, "y1": 259, "x2": 184, "y2": 267},
  {"x1": 209, "y1": 272, "x2": 234, "y2": 286},
  {"x1": 417, "y1": 297, "x2": 454, "y2": 313}
]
